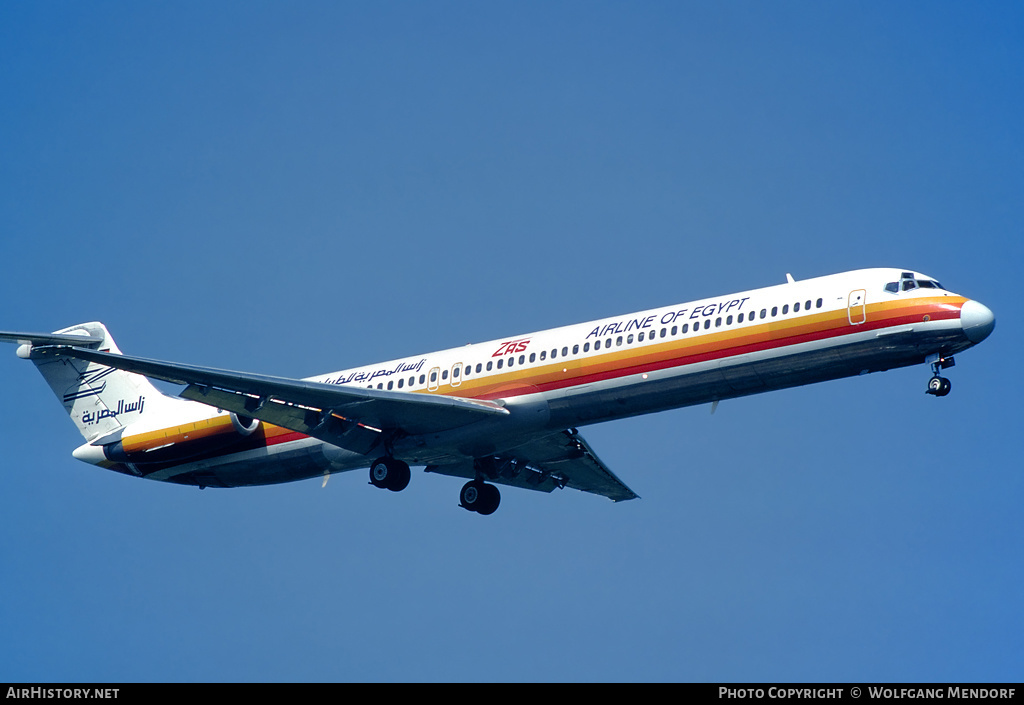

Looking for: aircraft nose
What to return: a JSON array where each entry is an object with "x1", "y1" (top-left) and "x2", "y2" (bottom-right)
[{"x1": 960, "y1": 300, "x2": 995, "y2": 344}]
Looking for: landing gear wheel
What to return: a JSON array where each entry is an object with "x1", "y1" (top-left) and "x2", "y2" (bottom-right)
[
  {"x1": 926, "y1": 376, "x2": 952, "y2": 397},
  {"x1": 369, "y1": 457, "x2": 411, "y2": 492},
  {"x1": 460, "y1": 480, "x2": 501, "y2": 515}
]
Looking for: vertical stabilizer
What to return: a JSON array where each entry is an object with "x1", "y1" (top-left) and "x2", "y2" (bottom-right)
[{"x1": 21, "y1": 322, "x2": 175, "y2": 442}]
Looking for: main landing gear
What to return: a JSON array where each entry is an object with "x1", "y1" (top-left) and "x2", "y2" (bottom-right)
[
  {"x1": 369, "y1": 457, "x2": 411, "y2": 492},
  {"x1": 926, "y1": 354, "x2": 955, "y2": 397},
  {"x1": 460, "y1": 480, "x2": 501, "y2": 515}
]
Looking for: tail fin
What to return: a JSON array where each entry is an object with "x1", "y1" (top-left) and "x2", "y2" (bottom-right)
[{"x1": 4, "y1": 322, "x2": 177, "y2": 442}]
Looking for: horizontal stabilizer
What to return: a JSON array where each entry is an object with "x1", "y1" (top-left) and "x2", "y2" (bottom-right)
[{"x1": 0, "y1": 330, "x2": 104, "y2": 350}]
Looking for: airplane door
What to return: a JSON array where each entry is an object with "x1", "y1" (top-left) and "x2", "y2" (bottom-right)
[
  {"x1": 450, "y1": 362, "x2": 463, "y2": 388},
  {"x1": 427, "y1": 366, "x2": 440, "y2": 391},
  {"x1": 848, "y1": 289, "x2": 867, "y2": 325}
]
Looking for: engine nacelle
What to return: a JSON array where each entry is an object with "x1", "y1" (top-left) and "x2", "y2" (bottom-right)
[{"x1": 230, "y1": 413, "x2": 260, "y2": 436}]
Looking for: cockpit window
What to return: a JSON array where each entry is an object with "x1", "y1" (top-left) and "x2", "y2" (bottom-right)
[{"x1": 886, "y1": 276, "x2": 947, "y2": 294}]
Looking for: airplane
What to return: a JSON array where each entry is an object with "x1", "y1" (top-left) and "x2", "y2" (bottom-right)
[{"x1": 0, "y1": 268, "x2": 995, "y2": 515}]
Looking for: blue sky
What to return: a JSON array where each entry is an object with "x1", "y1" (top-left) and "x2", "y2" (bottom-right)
[{"x1": 1, "y1": 2, "x2": 1020, "y2": 682}]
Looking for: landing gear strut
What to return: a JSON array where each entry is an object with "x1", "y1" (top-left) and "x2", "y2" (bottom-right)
[
  {"x1": 925, "y1": 355, "x2": 954, "y2": 397},
  {"x1": 369, "y1": 457, "x2": 411, "y2": 492},
  {"x1": 460, "y1": 480, "x2": 501, "y2": 515}
]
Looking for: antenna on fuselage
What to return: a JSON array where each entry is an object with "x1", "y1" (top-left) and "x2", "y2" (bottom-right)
[{"x1": 786, "y1": 273, "x2": 796, "y2": 284}]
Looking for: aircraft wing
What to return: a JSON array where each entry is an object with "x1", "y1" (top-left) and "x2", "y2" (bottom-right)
[
  {"x1": 426, "y1": 429, "x2": 639, "y2": 502},
  {"x1": 30, "y1": 345, "x2": 508, "y2": 455}
]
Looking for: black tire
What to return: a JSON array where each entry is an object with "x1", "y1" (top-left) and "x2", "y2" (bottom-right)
[
  {"x1": 387, "y1": 460, "x2": 411, "y2": 492},
  {"x1": 460, "y1": 480, "x2": 482, "y2": 510},
  {"x1": 369, "y1": 458, "x2": 391, "y2": 488},
  {"x1": 460, "y1": 480, "x2": 500, "y2": 514},
  {"x1": 477, "y1": 483, "x2": 501, "y2": 515},
  {"x1": 369, "y1": 457, "x2": 411, "y2": 491}
]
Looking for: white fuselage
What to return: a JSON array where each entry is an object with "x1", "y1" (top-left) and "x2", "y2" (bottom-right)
[{"x1": 76, "y1": 267, "x2": 992, "y2": 490}]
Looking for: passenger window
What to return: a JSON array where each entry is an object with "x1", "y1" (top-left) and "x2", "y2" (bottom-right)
[
  {"x1": 529, "y1": 352, "x2": 536, "y2": 363},
  {"x1": 794, "y1": 302, "x2": 800, "y2": 312},
  {"x1": 572, "y1": 344, "x2": 579, "y2": 354},
  {"x1": 627, "y1": 334, "x2": 634, "y2": 344},
  {"x1": 430, "y1": 371, "x2": 437, "y2": 382},
  {"x1": 771, "y1": 306, "x2": 778, "y2": 317},
  {"x1": 616, "y1": 336, "x2": 623, "y2": 346},
  {"x1": 816, "y1": 298, "x2": 823, "y2": 308},
  {"x1": 638, "y1": 332, "x2": 645, "y2": 342},
  {"x1": 660, "y1": 328, "x2": 667, "y2": 338},
  {"x1": 682, "y1": 323, "x2": 688, "y2": 333},
  {"x1": 727, "y1": 315, "x2": 733, "y2": 325},
  {"x1": 561, "y1": 347, "x2": 568, "y2": 356},
  {"x1": 419, "y1": 374, "x2": 426, "y2": 384},
  {"x1": 540, "y1": 350, "x2": 546, "y2": 360},
  {"x1": 805, "y1": 300, "x2": 811, "y2": 309},
  {"x1": 486, "y1": 361, "x2": 492, "y2": 371},
  {"x1": 475, "y1": 363, "x2": 482, "y2": 373},
  {"x1": 398, "y1": 379, "x2": 404, "y2": 388},
  {"x1": 497, "y1": 359, "x2": 503, "y2": 369},
  {"x1": 671, "y1": 325, "x2": 678, "y2": 335},
  {"x1": 704, "y1": 319, "x2": 711, "y2": 329},
  {"x1": 583, "y1": 342, "x2": 590, "y2": 352},
  {"x1": 518, "y1": 354, "x2": 525, "y2": 365},
  {"x1": 442, "y1": 370, "x2": 448, "y2": 380},
  {"x1": 782, "y1": 304, "x2": 789, "y2": 315},
  {"x1": 507, "y1": 357, "x2": 514, "y2": 368},
  {"x1": 761, "y1": 309, "x2": 767, "y2": 319},
  {"x1": 715, "y1": 317, "x2": 722, "y2": 327},
  {"x1": 387, "y1": 381, "x2": 393, "y2": 390}
]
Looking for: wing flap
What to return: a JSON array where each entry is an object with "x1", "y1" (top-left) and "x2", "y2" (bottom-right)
[{"x1": 181, "y1": 384, "x2": 384, "y2": 455}]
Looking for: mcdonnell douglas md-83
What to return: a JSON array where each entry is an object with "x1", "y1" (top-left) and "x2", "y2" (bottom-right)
[{"x1": 0, "y1": 268, "x2": 995, "y2": 515}]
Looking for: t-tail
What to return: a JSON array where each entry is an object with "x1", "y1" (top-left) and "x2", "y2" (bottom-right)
[{"x1": 0, "y1": 322, "x2": 182, "y2": 443}]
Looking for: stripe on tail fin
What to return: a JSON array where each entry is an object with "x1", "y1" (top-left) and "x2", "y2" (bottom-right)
[{"x1": 0, "y1": 322, "x2": 176, "y2": 442}]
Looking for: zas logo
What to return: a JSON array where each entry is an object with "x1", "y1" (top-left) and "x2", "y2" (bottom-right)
[{"x1": 492, "y1": 339, "x2": 530, "y2": 357}]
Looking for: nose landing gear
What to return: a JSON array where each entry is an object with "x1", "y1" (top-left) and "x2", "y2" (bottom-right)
[{"x1": 925, "y1": 354, "x2": 955, "y2": 397}]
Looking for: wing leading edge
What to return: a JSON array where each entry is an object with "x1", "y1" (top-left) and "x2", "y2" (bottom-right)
[{"x1": 30, "y1": 345, "x2": 508, "y2": 454}]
